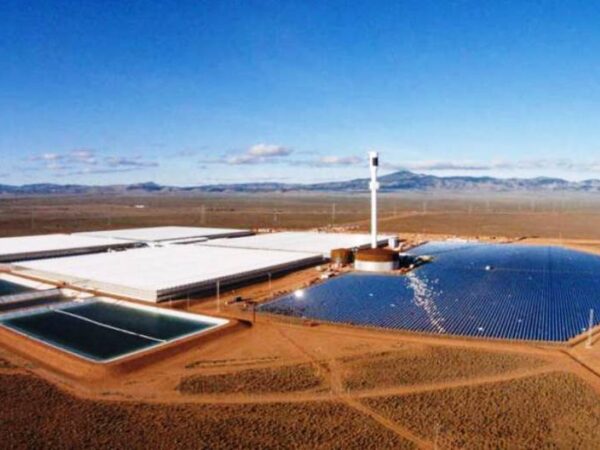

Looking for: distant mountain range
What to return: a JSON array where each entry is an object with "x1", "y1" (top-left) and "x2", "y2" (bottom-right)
[{"x1": 2, "y1": 171, "x2": 600, "y2": 195}]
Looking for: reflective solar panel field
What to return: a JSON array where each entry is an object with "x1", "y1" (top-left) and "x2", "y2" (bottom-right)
[{"x1": 260, "y1": 242, "x2": 600, "y2": 342}]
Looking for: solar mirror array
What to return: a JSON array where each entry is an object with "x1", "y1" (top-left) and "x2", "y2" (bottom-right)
[{"x1": 260, "y1": 242, "x2": 600, "y2": 342}]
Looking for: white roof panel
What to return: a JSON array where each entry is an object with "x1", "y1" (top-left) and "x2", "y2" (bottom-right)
[
  {"x1": 16, "y1": 245, "x2": 322, "y2": 302},
  {"x1": 76, "y1": 226, "x2": 251, "y2": 242},
  {"x1": 0, "y1": 234, "x2": 132, "y2": 262},
  {"x1": 201, "y1": 232, "x2": 394, "y2": 257}
]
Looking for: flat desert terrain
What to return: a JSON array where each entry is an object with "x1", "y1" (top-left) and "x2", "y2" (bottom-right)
[
  {"x1": 1, "y1": 192, "x2": 600, "y2": 240},
  {"x1": 1, "y1": 193, "x2": 600, "y2": 449}
]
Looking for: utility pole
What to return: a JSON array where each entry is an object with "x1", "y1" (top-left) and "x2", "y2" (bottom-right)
[{"x1": 331, "y1": 203, "x2": 336, "y2": 227}]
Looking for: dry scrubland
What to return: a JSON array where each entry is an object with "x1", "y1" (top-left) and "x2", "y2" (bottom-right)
[
  {"x1": 178, "y1": 363, "x2": 326, "y2": 395},
  {"x1": 184, "y1": 355, "x2": 280, "y2": 369},
  {"x1": 0, "y1": 356, "x2": 16, "y2": 369},
  {"x1": 365, "y1": 372, "x2": 600, "y2": 449},
  {"x1": 0, "y1": 323, "x2": 598, "y2": 448},
  {"x1": 340, "y1": 346, "x2": 546, "y2": 390},
  {"x1": 176, "y1": 346, "x2": 546, "y2": 397},
  {"x1": 0, "y1": 374, "x2": 414, "y2": 450},
  {"x1": 1, "y1": 193, "x2": 600, "y2": 239}
]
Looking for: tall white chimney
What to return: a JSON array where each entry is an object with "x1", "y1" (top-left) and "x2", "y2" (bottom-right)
[{"x1": 369, "y1": 151, "x2": 379, "y2": 249}]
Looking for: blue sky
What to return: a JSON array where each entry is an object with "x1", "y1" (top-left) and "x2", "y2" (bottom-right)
[{"x1": 1, "y1": 0, "x2": 600, "y2": 185}]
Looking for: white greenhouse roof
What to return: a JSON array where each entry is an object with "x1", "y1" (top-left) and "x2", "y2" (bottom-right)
[
  {"x1": 200, "y1": 232, "x2": 395, "y2": 257},
  {"x1": 16, "y1": 245, "x2": 322, "y2": 302},
  {"x1": 0, "y1": 234, "x2": 135, "y2": 263},
  {"x1": 75, "y1": 226, "x2": 252, "y2": 243}
]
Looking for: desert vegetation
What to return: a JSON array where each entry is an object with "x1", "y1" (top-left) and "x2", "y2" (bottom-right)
[
  {"x1": 365, "y1": 372, "x2": 600, "y2": 449},
  {"x1": 340, "y1": 346, "x2": 547, "y2": 390},
  {"x1": 0, "y1": 374, "x2": 414, "y2": 449},
  {"x1": 0, "y1": 357, "x2": 16, "y2": 369},
  {"x1": 2, "y1": 194, "x2": 600, "y2": 240},
  {"x1": 184, "y1": 356, "x2": 280, "y2": 369},
  {"x1": 178, "y1": 363, "x2": 326, "y2": 395}
]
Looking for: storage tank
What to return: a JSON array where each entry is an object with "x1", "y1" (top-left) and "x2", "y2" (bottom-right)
[
  {"x1": 330, "y1": 248, "x2": 353, "y2": 265},
  {"x1": 354, "y1": 248, "x2": 398, "y2": 272}
]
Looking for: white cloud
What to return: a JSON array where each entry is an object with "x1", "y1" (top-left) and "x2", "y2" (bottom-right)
[
  {"x1": 69, "y1": 149, "x2": 98, "y2": 164},
  {"x1": 198, "y1": 147, "x2": 600, "y2": 177},
  {"x1": 388, "y1": 160, "x2": 494, "y2": 171},
  {"x1": 212, "y1": 143, "x2": 293, "y2": 165},
  {"x1": 29, "y1": 152, "x2": 63, "y2": 162},
  {"x1": 247, "y1": 144, "x2": 292, "y2": 157},
  {"x1": 26, "y1": 149, "x2": 158, "y2": 175},
  {"x1": 383, "y1": 158, "x2": 600, "y2": 173},
  {"x1": 105, "y1": 156, "x2": 158, "y2": 168},
  {"x1": 311, "y1": 155, "x2": 363, "y2": 167}
]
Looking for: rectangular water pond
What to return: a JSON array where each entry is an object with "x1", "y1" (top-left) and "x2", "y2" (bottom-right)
[
  {"x1": 260, "y1": 242, "x2": 600, "y2": 342},
  {"x1": 0, "y1": 299, "x2": 228, "y2": 362},
  {"x1": 0, "y1": 280, "x2": 32, "y2": 297}
]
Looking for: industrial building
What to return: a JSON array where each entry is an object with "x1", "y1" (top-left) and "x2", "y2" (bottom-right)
[
  {"x1": 9, "y1": 229, "x2": 395, "y2": 303},
  {"x1": 200, "y1": 231, "x2": 392, "y2": 257},
  {"x1": 16, "y1": 245, "x2": 323, "y2": 302},
  {"x1": 75, "y1": 226, "x2": 252, "y2": 243},
  {"x1": 0, "y1": 233, "x2": 137, "y2": 263}
]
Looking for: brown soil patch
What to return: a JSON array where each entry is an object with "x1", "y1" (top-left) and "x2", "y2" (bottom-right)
[
  {"x1": 340, "y1": 346, "x2": 548, "y2": 391},
  {"x1": 365, "y1": 372, "x2": 600, "y2": 449},
  {"x1": 178, "y1": 363, "x2": 326, "y2": 395},
  {"x1": 3, "y1": 193, "x2": 600, "y2": 241},
  {"x1": 0, "y1": 357, "x2": 16, "y2": 369},
  {"x1": 0, "y1": 373, "x2": 414, "y2": 449},
  {"x1": 184, "y1": 356, "x2": 280, "y2": 369},
  {"x1": 375, "y1": 211, "x2": 600, "y2": 240}
]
